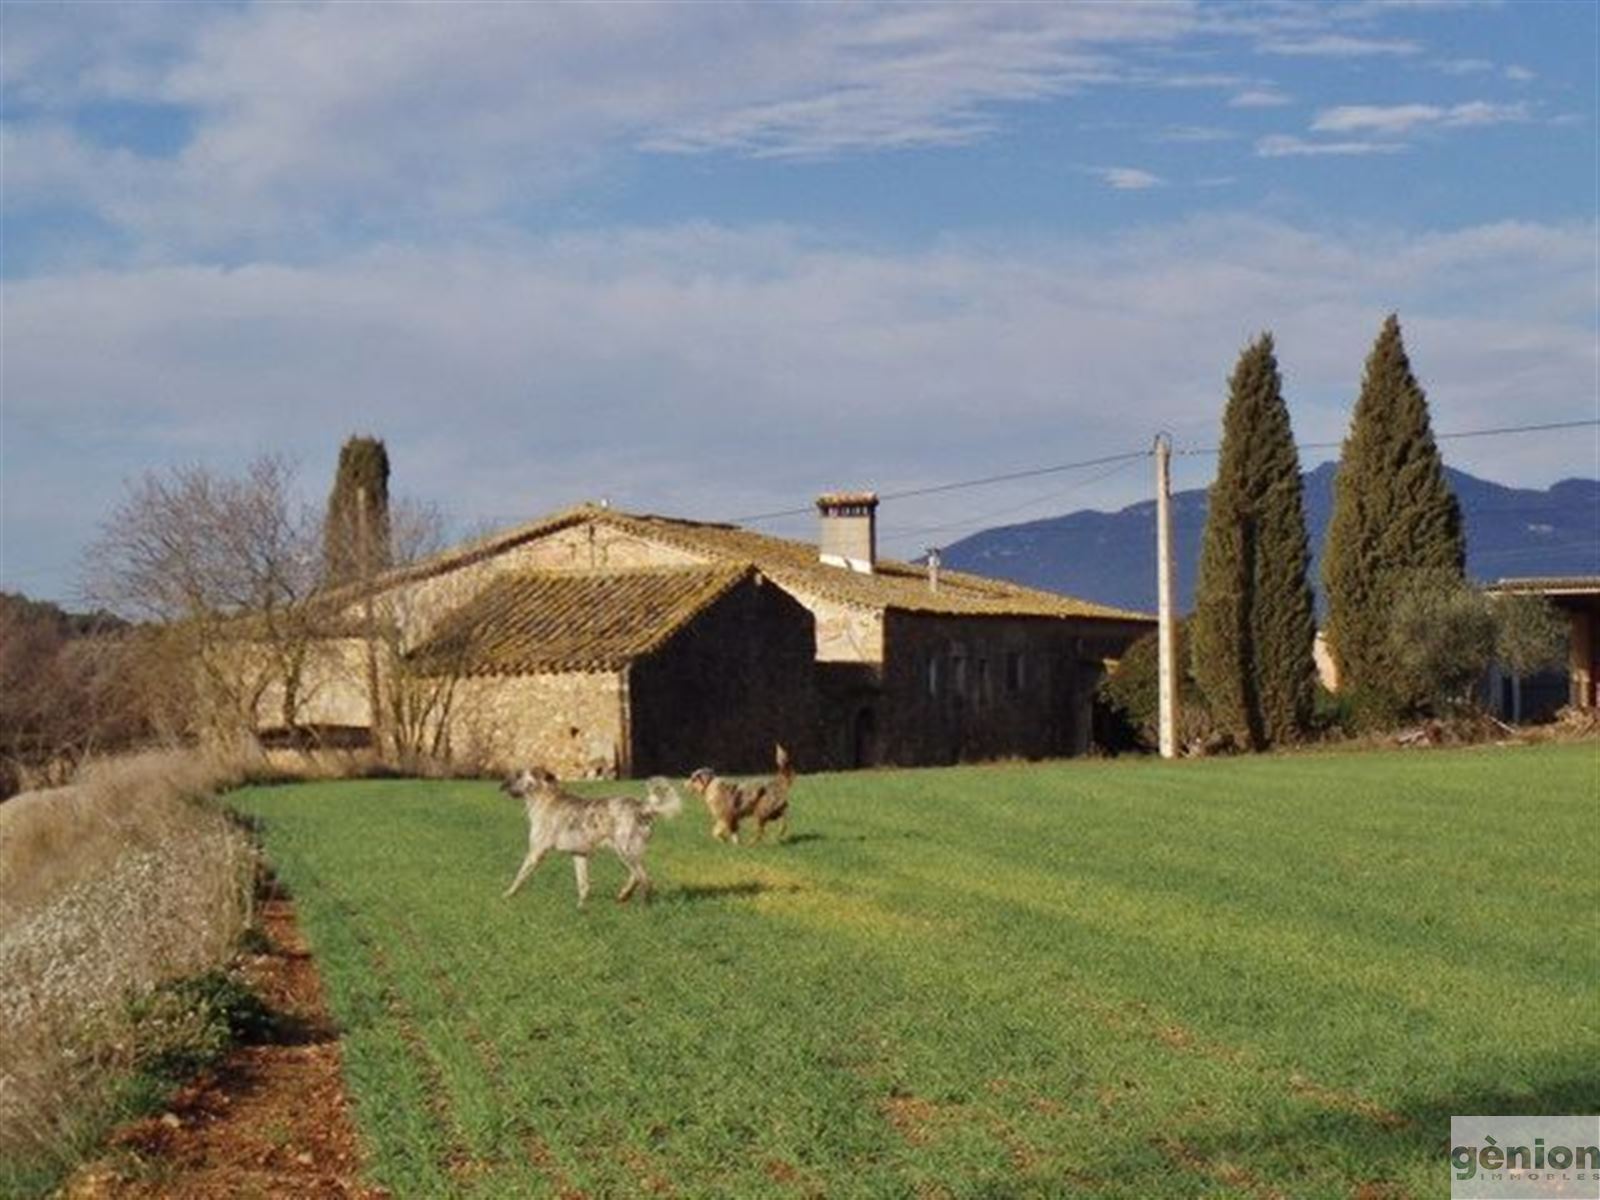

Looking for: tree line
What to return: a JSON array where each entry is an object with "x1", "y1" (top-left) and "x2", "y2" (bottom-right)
[
  {"x1": 0, "y1": 437, "x2": 463, "y2": 796},
  {"x1": 1108, "y1": 314, "x2": 1568, "y2": 751}
]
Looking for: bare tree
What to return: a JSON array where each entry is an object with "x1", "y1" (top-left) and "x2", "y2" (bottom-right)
[
  {"x1": 0, "y1": 596, "x2": 142, "y2": 792},
  {"x1": 318, "y1": 490, "x2": 478, "y2": 764},
  {"x1": 367, "y1": 500, "x2": 478, "y2": 765},
  {"x1": 82, "y1": 456, "x2": 325, "y2": 743}
]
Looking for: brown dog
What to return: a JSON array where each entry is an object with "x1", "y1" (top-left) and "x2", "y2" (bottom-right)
[{"x1": 687, "y1": 744, "x2": 794, "y2": 844}]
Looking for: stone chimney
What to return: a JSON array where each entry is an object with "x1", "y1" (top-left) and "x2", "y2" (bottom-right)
[{"x1": 816, "y1": 491, "x2": 878, "y2": 574}]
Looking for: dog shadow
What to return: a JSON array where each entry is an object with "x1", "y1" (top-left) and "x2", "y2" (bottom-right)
[{"x1": 673, "y1": 881, "x2": 802, "y2": 903}]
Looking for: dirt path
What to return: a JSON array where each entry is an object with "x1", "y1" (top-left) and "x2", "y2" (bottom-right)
[{"x1": 64, "y1": 895, "x2": 385, "y2": 1199}]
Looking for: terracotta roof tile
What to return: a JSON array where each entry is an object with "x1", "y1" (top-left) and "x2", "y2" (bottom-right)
[
  {"x1": 583, "y1": 508, "x2": 1152, "y2": 622},
  {"x1": 409, "y1": 564, "x2": 752, "y2": 674}
]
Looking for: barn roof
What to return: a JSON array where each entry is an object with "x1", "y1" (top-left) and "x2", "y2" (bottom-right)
[
  {"x1": 340, "y1": 503, "x2": 1151, "y2": 625},
  {"x1": 408, "y1": 564, "x2": 755, "y2": 674},
  {"x1": 1486, "y1": 575, "x2": 1600, "y2": 597},
  {"x1": 586, "y1": 508, "x2": 1149, "y2": 621}
]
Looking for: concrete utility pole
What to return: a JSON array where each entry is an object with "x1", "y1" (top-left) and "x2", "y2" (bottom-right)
[{"x1": 1155, "y1": 433, "x2": 1179, "y2": 759}]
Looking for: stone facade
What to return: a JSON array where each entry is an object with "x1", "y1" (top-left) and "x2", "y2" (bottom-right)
[
  {"x1": 250, "y1": 637, "x2": 372, "y2": 733},
  {"x1": 844, "y1": 612, "x2": 1148, "y2": 767},
  {"x1": 628, "y1": 576, "x2": 818, "y2": 775},
  {"x1": 445, "y1": 670, "x2": 627, "y2": 778},
  {"x1": 248, "y1": 506, "x2": 1152, "y2": 774},
  {"x1": 336, "y1": 520, "x2": 704, "y2": 649}
]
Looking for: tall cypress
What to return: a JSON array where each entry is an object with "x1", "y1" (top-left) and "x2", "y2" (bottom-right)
[
  {"x1": 323, "y1": 436, "x2": 392, "y2": 587},
  {"x1": 1191, "y1": 333, "x2": 1317, "y2": 748},
  {"x1": 1322, "y1": 314, "x2": 1465, "y2": 711}
]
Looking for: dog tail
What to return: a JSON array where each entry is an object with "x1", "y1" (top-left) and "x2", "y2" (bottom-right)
[
  {"x1": 775, "y1": 743, "x2": 794, "y2": 785},
  {"x1": 642, "y1": 777, "x2": 683, "y2": 819}
]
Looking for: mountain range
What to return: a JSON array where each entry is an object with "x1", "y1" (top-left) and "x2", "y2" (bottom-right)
[{"x1": 941, "y1": 463, "x2": 1600, "y2": 615}]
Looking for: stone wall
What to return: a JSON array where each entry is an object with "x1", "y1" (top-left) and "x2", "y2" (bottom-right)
[
  {"x1": 852, "y1": 612, "x2": 1150, "y2": 766},
  {"x1": 443, "y1": 670, "x2": 628, "y2": 778},
  {"x1": 793, "y1": 589, "x2": 884, "y2": 663},
  {"x1": 343, "y1": 520, "x2": 706, "y2": 649},
  {"x1": 629, "y1": 576, "x2": 819, "y2": 775},
  {"x1": 250, "y1": 637, "x2": 372, "y2": 731}
]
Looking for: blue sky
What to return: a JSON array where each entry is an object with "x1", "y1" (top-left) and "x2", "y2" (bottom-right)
[{"x1": 2, "y1": 0, "x2": 1596, "y2": 603}]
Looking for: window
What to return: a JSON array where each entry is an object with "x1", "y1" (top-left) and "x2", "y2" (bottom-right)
[{"x1": 927, "y1": 655, "x2": 941, "y2": 697}]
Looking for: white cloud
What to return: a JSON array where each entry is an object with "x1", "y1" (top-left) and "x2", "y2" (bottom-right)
[
  {"x1": 1433, "y1": 57, "x2": 1495, "y2": 75},
  {"x1": 3, "y1": 215, "x2": 1593, "y2": 591},
  {"x1": 2, "y1": 1, "x2": 1211, "y2": 248},
  {"x1": 1311, "y1": 101, "x2": 1530, "y2": 135},
  {"x1": 1089, "y1": 166, "x2": 1165, "y2": 189},
  {"x1": 1504, "y1": 64, "x2": 1535, "y2": 82},
  {"x1": 1229, "y1": 88, "x2": 1292, "y2": 108},
  {"x1": 1255, "y1": 134, "x2": 1407, "y2": 157},
  {"x1": 1151, "y1": 125, "x2": 1235, "y2": 144},
  {"x1": 1259, "y1": 34, "x2": 1420, "y2": 57}
]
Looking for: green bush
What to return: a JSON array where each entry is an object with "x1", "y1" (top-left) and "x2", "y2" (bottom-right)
[
  {"x1": 1387, "y1": 570, "x2": 1496, "y2": 716},
  {"x1": 127, "y1": 969, "x2": 275, "y2": 1082},
  {"x1": 1097, "y1": 622, "x2": 1218, "y2": 752}
]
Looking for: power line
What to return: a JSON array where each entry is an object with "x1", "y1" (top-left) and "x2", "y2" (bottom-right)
[
  {"x1": 683, "y1": 417, "x2": 1599, "y2": 528},
  {"x1": 1174, "y1": 418, "x2": 1600, "y2": 457},
  {"x1": 732, "y1": 449, "x2": 1150, "y2": 524},
  {"x1": 879, "y1": 456, "x2": 1144, "y2": 546}
]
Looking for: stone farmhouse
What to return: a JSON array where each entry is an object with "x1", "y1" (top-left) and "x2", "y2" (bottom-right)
[{"x1": 272, "y1": 494, "x2": 1152, "y2": 776}]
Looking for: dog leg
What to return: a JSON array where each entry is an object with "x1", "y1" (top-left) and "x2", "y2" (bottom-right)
[
  {"x1": 572, "y1": 854, "x2": 591, "y2": 907},
  {"x1": 613, "y1": 845, "x2": 647, "y2": 903},
  {"x1": 504, "y1": 847, "x2": 548, "y2": 898}
]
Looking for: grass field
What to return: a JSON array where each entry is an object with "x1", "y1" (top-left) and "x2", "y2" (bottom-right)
[{"x1": 231, "y1": 744, "x2": 1599, "y2": 1198}]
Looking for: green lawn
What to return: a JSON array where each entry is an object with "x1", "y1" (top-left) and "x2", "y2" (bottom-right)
[{"x1": 231, "y1": 744, "x2": 1600, "y2": 1198}]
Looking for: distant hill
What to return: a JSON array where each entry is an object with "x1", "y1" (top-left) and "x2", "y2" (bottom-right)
[{"x1": 941, "y1": 464, "x2": 1600, "y2": 614}]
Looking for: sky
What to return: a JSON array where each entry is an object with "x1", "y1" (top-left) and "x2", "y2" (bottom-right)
[{"x1": 2, "y1": 0, "x2": 1596, "y2": 605}]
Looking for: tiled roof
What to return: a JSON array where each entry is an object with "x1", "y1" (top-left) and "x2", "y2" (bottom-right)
[
  {"x1": 409, "y1": 564, "x2": 752, "y2": 674},
  {"x1": 350, "y1": 503, "x2": 1152, "y2": 624},
  {"x1": 582, "y1": 508, "x2": 1152, "y2": 622}
]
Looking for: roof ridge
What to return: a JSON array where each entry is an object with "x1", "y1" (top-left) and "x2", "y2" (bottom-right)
[{"x1": 339, "y1": 501, "x2": 1151, "y2": 624}]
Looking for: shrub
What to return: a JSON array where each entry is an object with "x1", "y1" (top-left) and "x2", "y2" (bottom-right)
[
  {"x1": 0, "y1": 749, "x2": 257, "y2": 1187},
  {"x1": 128, "y1": 970, "x2": 276, "y2": 1081},
  {"x1": 1386, "y1": 570, "x2": 1496, "y2": 715},
  {"x1": 1097, "y1": 622, "x2": 1219, "y2": 753}
]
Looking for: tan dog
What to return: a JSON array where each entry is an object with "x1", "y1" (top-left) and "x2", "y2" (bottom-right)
[
  {"x1": 501, "y1": 767, "x2": 681, "y2": 905},
  {"x1": 687, "y1": 744, "x2": 794, "y2": 844}
]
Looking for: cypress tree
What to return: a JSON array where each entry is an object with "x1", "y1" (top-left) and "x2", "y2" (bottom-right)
[
  {"x1": 323, "y1": 436, "x2": 392, "y2": 587},
  {"x1": 1191, "y1": 333, "x2": 1317, "y2": 748},
  {"x1": 1322, "y1": 315, "x2": 1465, "y2": 715}
]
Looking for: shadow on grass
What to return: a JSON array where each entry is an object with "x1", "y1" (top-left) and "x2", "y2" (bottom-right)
[
  {"x1": 1097, "y1": 1064, "x2": 1600, "y2": 1195},
  {"x1": 672, "y1": 881, "x2": 804, "y2": 902}
]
